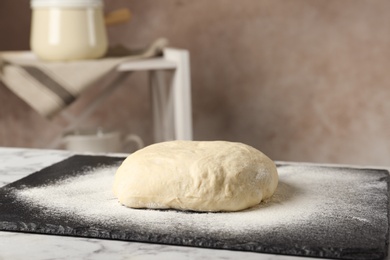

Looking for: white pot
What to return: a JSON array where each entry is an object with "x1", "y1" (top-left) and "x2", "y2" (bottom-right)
[
  {"x1": 62, "y1": 128, "x2": 144, "y2": 153},
  {"x1": 30, "y1": 0, "x2": 108, "y2": 61}
]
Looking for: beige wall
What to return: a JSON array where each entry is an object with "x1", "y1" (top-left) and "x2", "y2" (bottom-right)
[{"x1": 1, "y1": 0, "x2": 390, "y2": 167}]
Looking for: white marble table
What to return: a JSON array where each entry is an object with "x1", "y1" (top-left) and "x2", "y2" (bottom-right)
[{"x1": 0, "y1": 147, "x2": 386, "y2": 260}]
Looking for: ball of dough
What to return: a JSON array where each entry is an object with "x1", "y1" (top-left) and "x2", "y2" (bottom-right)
[{"x1": 113, "y1": 141, "x2": 278, "y2": 212}]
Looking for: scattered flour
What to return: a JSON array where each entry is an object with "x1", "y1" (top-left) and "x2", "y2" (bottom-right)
[{"x1": 14, "y1": 164, "x2": 387, "y2": 234}]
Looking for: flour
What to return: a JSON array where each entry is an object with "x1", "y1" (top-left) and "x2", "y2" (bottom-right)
[{"x1": 14, "y1": 164, "x2": 387, "y2": 235}]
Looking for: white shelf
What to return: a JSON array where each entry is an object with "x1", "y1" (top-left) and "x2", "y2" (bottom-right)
[
  {"x1": 118, "y1": 58, "x2": 177, "y2": 71},
  {"x1": 116, "y1": 48, "x2": 192, "y2": 142}
]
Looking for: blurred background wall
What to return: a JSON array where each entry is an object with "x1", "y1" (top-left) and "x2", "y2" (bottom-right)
[{"x1": 1, "y1": 0, "x2": 390, "y2": 166}]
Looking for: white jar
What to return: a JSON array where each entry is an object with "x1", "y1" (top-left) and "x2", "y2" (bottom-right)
[{"x1": 30, "y1": 0, "x2": 108, "y2": 61}]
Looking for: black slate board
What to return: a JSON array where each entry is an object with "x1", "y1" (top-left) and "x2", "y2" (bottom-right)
[{"x1": 0, "y1": 155, "x2": 389, "y2": 260}]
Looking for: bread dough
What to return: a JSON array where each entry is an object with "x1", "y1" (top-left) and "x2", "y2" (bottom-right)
[{"x1": 113, "y1": 141, "x2": 278, "y2": 212}]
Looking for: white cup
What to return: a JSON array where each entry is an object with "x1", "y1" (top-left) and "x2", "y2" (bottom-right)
[{"x1": 62, "y1": 128, "x2": 144, "y2": 153}]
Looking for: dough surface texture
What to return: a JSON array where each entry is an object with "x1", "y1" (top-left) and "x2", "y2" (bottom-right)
[{"x1": 113, "y1": 141, "x2": 278, "y2": 212}]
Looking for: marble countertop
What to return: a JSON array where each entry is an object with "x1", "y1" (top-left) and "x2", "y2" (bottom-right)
[{"x1": 0, "y1": 147, "x2": 387, "y2": 260}]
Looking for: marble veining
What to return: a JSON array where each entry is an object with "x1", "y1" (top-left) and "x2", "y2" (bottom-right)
[
  {"x1": 0, "y1": 148, "x2": 71, "y2": 186},
  {"x1": 0, "y1": 147, "x2": 381, "y2": 260}
]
